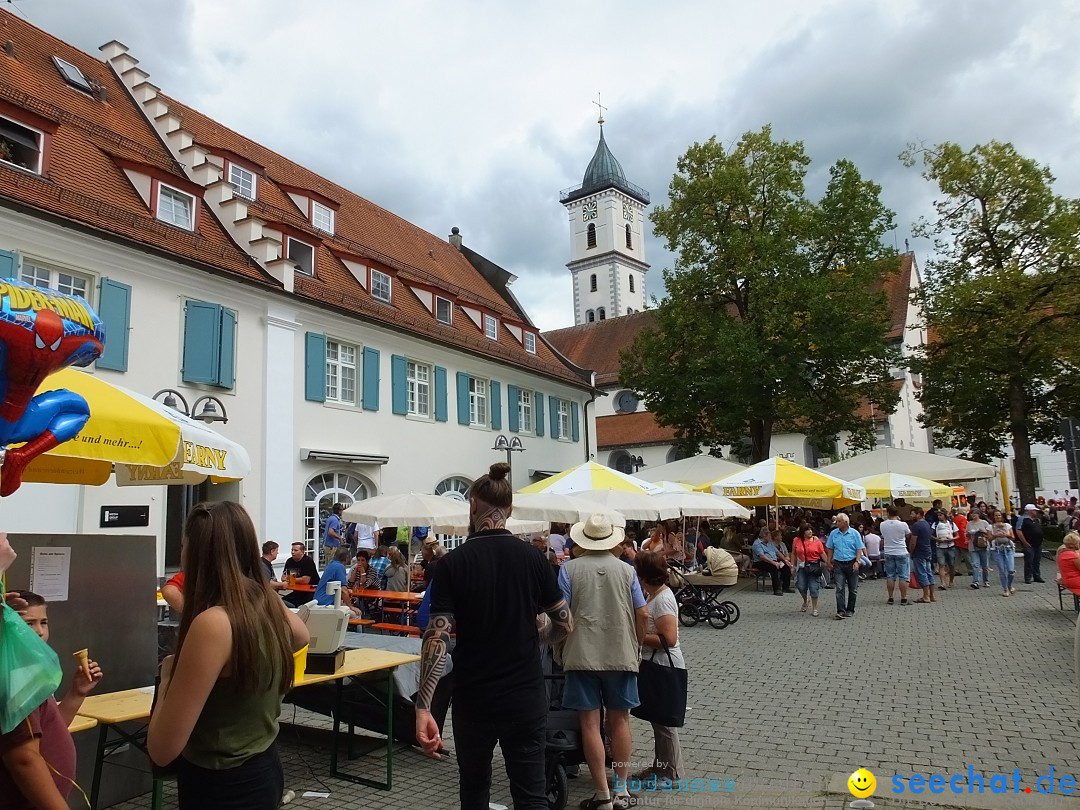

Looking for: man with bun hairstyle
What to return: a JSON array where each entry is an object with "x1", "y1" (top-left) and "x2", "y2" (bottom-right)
[{"x1": 417, "y1": 463, "x2": 573, "y2": 810}]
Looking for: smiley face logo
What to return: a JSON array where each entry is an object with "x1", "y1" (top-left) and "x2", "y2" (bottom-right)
[{"x1": 848, "y1": 768, "x2": 876, "y2": 798}]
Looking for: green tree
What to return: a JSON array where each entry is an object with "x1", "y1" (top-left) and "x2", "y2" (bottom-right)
[
  {"x1": 620, "y1": 126, "x2": 900, "y2": 463},
  {"x1": 902, "y1": 141, "x2": 1080, "y2": 505}
]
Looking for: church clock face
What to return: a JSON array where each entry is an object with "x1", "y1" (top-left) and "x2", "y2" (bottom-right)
[
  {"x1": 622, "y1": 203, "x2": 634, "y2": 221},
  {"x1": 582, "y1": 201, "x2": 597, "y2": 221}
]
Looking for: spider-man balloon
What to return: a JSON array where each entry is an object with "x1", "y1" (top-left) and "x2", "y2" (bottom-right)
[{"x1": 0, "y1": 278, "x2": 105, "y2": 496}]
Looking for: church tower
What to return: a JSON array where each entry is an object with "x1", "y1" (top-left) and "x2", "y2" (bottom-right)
[{"x1": 560, "y1": 118, "x2": 650, "y2": 326}]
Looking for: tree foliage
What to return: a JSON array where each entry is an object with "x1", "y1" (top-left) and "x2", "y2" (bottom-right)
[
  {"x1": 902, "y1": 140, "x2": 1080, "y2": 504},
  {"x1": 619, "y1": 126, "x2": 900, "y2": 463}
]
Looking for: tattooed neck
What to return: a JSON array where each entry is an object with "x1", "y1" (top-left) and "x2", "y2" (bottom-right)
[{"x1": 470, "y1": 504, "x2": 508, "y2": 533}]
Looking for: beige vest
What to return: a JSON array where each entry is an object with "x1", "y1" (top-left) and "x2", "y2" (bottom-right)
[{"x1": 560, "y1": 552, "x2": 639, "y2": 672}]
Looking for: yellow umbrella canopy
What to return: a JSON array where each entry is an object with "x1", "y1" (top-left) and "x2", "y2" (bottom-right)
[
  {"x1": 705, "y1": 457, "x2": 866, "y2": 509},
  {"x1": 19, "y1": 368, "x2": 250, "y2": 487},
  {"x1": 517, "y1": 461, "x2": 660, "y2": 495},
  {"x1": 851, "y1": 472, "x2": 954, "y2": 501}
]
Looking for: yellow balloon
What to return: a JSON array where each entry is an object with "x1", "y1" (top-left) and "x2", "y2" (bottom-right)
[{"x1": 848, "y1": 768, "x2": 876, "y2": 798}]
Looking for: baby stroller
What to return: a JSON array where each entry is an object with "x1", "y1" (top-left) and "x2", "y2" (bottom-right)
[
  {"x1": 542, "y1": 646, "x2": 587, "y2": 810},
  {"x1": 668, "y1": 547, "x2": 741, "y2": 629}
]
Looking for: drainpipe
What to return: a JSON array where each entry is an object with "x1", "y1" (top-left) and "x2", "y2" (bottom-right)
[{"x1": 583, "y1": 371, "x2": 600, "y2": 462}]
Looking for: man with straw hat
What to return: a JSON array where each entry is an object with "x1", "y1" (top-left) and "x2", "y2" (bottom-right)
[{"x1": 559, "y1": 514, "x2": 648, "y2": 810}]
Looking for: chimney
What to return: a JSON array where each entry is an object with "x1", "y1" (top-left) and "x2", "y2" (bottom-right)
[
  {"x1": 2, "y1": 41, "x2": 15, "y2": 59},
  {"x1": 448, "y1": 226, "x2": 462, "y2": 249}
]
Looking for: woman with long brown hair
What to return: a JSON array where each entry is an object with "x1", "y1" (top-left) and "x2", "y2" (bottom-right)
[{"x1": 148, "y1": 502, "x2": 308, "y2": 809}]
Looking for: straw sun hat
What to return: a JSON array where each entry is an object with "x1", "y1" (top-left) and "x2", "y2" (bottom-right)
[{"x1": 569, "y1": 514, "x2": 625, "y2": 551}]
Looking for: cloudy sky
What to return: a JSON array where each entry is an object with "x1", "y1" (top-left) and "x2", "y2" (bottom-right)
[{"x1": 13, "y1": 0, "x2": 1080, "y2": 330}]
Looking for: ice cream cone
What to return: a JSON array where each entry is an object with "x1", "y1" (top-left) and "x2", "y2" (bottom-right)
[{"x1": 73, "y1": 648, "x2": 90, "y2": 680}]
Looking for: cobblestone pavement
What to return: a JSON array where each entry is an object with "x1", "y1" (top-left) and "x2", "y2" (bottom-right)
[{"x1": 109, "y1": 560, "x2": 1080, "y2": 810}]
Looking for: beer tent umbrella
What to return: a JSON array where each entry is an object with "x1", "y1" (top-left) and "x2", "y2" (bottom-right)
[
  {"x1": 850, "y1": 472, "x2": 955, "y2": 502},
  {"x1": 636, "y1": 454, "x2": 746, "y2": 487},
  {"x1": 517, "y1": 461, "x2": 661, "y2": 495},
  {"x1": 704, "y1": 457, "x2": 866, "y2": 509},
  {"x1": 512, "y1": 492, "x2": 626, "y2": 527},
  {"x1": 342, "y1": 493, "x2": 471, "y2": 534},
  {"x1": 20, "y1": 368, "x2": 250, "y2": 488},
  {"x1": 651, "y1": 491, "x2": 751, "y2": 519}
]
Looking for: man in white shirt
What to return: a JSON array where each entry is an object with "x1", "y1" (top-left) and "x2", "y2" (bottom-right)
[
  {"x1": 880, "y1": 505, "x2": 912, "y2": 605},
  {"x1": 354, "y1": 521, "x2": 378, "y2": 550}
]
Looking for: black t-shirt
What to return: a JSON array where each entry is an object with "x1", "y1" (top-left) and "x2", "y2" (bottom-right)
[
  {"x1": 430, "y1": 529, "x2": 561, "y2": 718},
  {"x1": 283, "y1": 555, "x2": 320, "y2": 586},
  {"x1": 1017, "y1": 517, "x2": 1044, "y2": 545}
]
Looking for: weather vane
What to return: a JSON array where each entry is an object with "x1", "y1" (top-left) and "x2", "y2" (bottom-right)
[{"x1": 592, "y1": 92, "x2": 607, "y2": 126}]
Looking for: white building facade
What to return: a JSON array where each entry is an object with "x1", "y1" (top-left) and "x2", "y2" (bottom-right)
[{"x1": 0, "y1": 12, "x2": 592, "y2": 571}]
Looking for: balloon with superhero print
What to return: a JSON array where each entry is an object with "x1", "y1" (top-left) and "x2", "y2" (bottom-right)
[{"x1": 0, "y1": 278, "x2": 105, "y2": 496}]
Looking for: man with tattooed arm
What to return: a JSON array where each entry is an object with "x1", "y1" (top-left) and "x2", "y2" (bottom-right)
[{"x1": 416, "y1": 462, "x2": 573, "y2": 810}]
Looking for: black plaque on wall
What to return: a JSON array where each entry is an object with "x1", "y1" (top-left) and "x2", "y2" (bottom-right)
[{"x1": 100, "y1": 505, "x2": 150, "y2": 528}]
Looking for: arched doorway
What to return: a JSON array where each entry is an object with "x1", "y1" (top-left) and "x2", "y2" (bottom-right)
[
  {"x1": 303, "y1": 471, "x2": 372, "y2": 553},
  {"x1": 609, "y1": 450, "x2": 632, "y2": 475},
  {"x1": 666, "y1": 446, "x2": 692, "y2": 464}
]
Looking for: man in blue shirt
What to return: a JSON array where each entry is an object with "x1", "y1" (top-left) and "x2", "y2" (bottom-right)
[
  {"x1": 751, "y1": 527, "x2": 791, "y2": 596},
  {"x1": 908, "y1": 507, "x2": 937, "y2": 603},
  {"x1": 314, "y1": 546, "x2": 360, "y2": 616},
  {"x1": 825, "y1": 513, "x2": 865, "y2": 619},
  {"x1": 323, "y1": 502, "x2": 344, "y2": 567}
]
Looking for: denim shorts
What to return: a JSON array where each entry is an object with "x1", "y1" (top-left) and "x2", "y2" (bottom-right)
[
  {"x1": 912, "y1": 557, "x2": 936, "y2": 587},
  {"x1": 563, "y1": 670, "x2": 640, "y2": 711},
  {"x1": 883, "y1": 554, "x2": 910, "y2": 581},
  {"x1": 936, "y1": 546, "x2": 957, "y2": 566}
]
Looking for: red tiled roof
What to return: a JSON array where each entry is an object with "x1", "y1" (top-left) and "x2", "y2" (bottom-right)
[
  {"x1": 855, "y1": 378, "x2": 904, "y2": 422},
  {"x1": 0, "y1": 10, "x2": 586, "y2": 388},
  {"x1": 596, "y1": 411, "x2": 676, "y2": 449},
  {"x1": 0, "y1": 13, "x2": 271, "y2": 285},
  {"x1": 545, "y1": 310, "x2": 657, "y2": 386},
  {"x1": 878, "y1": 252, "x2": 914, "y2": 340}
]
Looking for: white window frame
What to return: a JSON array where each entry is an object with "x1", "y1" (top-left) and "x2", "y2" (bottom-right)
[
  {"x1": 20, "y1": 259, "x2": 93, "y2": 304},
  {"x1": 435, "y1": 296, "x2": 453, "y2": 325},
  {"x1": 469, "y1": 376, "x2": 488, "y2": 427},
  {"x1": 288, "y1": 237, "x2": 315, "y2": 276},
  {"x1": 325, "y1": 339, "x2": 358, "y2": 406},
  {"x1": 0, "y1": 115, "x2": 44, "y2": 175},
  {"x1": 524, "y1": 332, "x2": 537, "y2": 354},
  {"x1": 557, "y1": 398, "x2": 571, "y2": 440},
  {"x1": 519, "y1": 389, "x2": 534, "y2": 434},
  {"x1": 407, "y1": 360, "x2": 432, "y2": 418},
  {"x1": 484, "y1": 314, "x2": 498, "y2": 340},
  {"x1": 371, "y1": 269, "x2": 392, "y2": 303},
  {"x1": 311, "y1": 201, "x2": 334, "y2": 234},
  {"x1": 156, "y1": 183, "x2": 195, "y2": 230},
  {"x1": 228, "y1": 162, "x2": 256, "y2": 200}
]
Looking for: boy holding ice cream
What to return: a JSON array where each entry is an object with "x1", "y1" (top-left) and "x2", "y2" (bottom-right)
[{"x1": 1, "y1": 588, "x2": 104, "y2": 809}]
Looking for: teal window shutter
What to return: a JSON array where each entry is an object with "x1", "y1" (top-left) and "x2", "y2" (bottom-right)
[
  {"x1": 507, "y1": 385, "x2": 520, "y2": 433},
  {"x1": 456, "y1": 372, "x2": 470, "y2": 425},
  {"x1": 362, "y1": 347, "x2": 380, "y2": 411},
  {"x1": 96, "y1": 278, "x2": 131, "y2": 371},
  {"x1": 391, "y1": 354, "x2": 408, "y2": 415},
  {"x1": 534, "y1": 392, "x2": 544, "y2": 437},
  {"x1": 217, "y1": 307, "x2": 237, "y2": 389},
  {"x1": 182, "y1": 300, "x2": 221, "y2": 384},
  {"x1": 549, "y1": 396, "x2": 559, "y2": 439},
  {"x1": 489, "y1": 380, "x2": 501, "y2": 430},
  {"x1": 0, "y1": 249, "x2": 18, "y2": 277},
  {"x1": 434, "y1": 366, "x2": 448, "y2": 422},
  {"x1": 571, "y1": 400, "x2": 581, "y2": 442},
  {"x1": 304, "y1": 332, "x2": 326, "y2": 402}
]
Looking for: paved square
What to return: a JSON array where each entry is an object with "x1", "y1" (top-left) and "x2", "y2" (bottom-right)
[{"x1": 108, "y1": 561, "x2": 1079, "y2": 810}]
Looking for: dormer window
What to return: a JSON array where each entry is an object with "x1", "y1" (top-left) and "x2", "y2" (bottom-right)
[
  {"x1": 156, "y1": 184, "x2": 195, "y2": 230},
  {"x1": 436, "y1": 296, "x2": 453, "y2": 325},
  {"x1": 524, "y1": 332, "x2": 537, "y2": 354},
  {"x1": 0, "y1": 116, "x2": 43, "y2": 174},
  {"x1": 288, "y1": 237, "x2": 315, "y2": 276},
  {"x1": 52, "y1": 56, "x2": 92, "y2": 93},
  {"x1": 312, "y1": 201, "x2": 334, "y2": 234},
  {"x1": 371, "y1": 269, "x2": 391, "y2": 303},
  {"x1": 228, "y1": 163, "x2": 255, "y2": 200},
  {"x1": 484, "y1": 314, "x2": 498, "y2": 340}
]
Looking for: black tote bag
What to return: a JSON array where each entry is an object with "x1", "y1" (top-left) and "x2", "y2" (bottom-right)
[{"x1": 630, "y1": 640, "x2": 687, "y2": 728}]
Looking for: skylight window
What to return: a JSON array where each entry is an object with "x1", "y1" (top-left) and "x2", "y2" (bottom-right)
[{"x1": 52, "y1": 57, "x2": 92, "y2": 93}]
